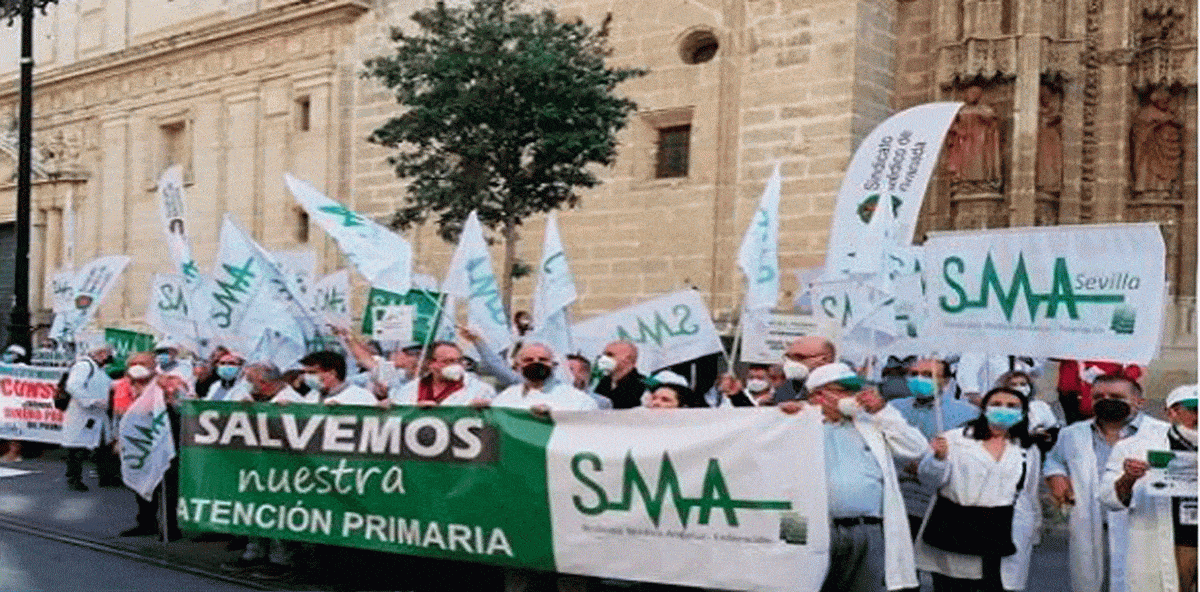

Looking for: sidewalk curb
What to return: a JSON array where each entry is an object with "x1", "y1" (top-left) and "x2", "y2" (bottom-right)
[{"x1": 0, "y1": 514, "x2": 276, "y2": 591}]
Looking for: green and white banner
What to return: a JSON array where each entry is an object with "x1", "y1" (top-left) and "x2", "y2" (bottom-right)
[
  {"x1": 572, "y1": 290, "x2": 725, "y2": 373},
  {"x1": 177, "y1": 403, "x2": 828, "y2": 590},
  {"x1": 923, "y1": 223, "x2": 1166, "y2": 363}
]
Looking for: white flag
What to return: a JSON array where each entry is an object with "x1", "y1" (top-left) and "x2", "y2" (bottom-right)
[
  {"x1": 52, "y1": 255, "x2": 131, "y2": 342},
  {"x1": 530, "y1": 212, "x2": 576, "y2": 358},
  {"x1": 157, "y1": 165, "x2": 200, "y2": 286},
  {"x1": 738, "y1": 164, "x2": 782, "y2": 310},
  {"x1": 572, "y1": 290, "x2": 725, "y2": 373},
  {"x1": 825, "y1": 102, "x2": 961, "y2": 279},
  {"x1": 285, "y1": 173, "x2": 412, "y2": 295},
  {"x1": 119, "y1": 384, "x2": 176, "y2": 500},
  {"x1": 443, "y1": 211, "x2": 511, "y2": 353},
  {"x1": 144, "y1": 273, "x2": 201, "y2": 352},
  {"x1": 312, "y1": 270, "x2": 351, "y2": 327},
  {"x1": 202, "y1": 216, "x2": 308, "y2": 354}
]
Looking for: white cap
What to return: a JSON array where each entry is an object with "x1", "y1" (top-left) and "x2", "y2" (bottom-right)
[
  {"x1": 1165, "y1": 384, "x2": 1197, "y2": 408},
  {"x1": 805, "y1": 362, "x2": 865, "y2": 392},
  {"x1": 5, "y1": 344, "x2": 26, "y2": 357},
  {"x1": 649, "y1": 370, "x2": 689, "y2": 389}
]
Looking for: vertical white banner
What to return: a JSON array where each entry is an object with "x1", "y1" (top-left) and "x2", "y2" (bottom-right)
[
  {"x1": 144, "y1": 273, "x2": 200, "y2": 352},
  {"x1": 312, "y1": 270, "x2": 351, "y2": 328},
  {"x1": 52, "y1": 255, "x2": 131, "y2": 341},
  {"x1": 157, "y1": 165, "x2": 200, "y2": 286},
  {"x1": 443, "y1": 211, "x2": 512, "y2": 353},
  {"x1": 119, "y1": 383, "x2": 176, "y2": 501},
  {"x1": 825, "y1": 102, "x2": 962, "y2": 278},
  {"x1": 531, "y1": 212, "x2": 577, "y2": 358},
  {"x1": 738, "y1": 163, "x2": 782, "y2": 311}
]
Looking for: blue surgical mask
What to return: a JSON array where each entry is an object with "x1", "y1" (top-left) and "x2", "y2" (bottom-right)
[
  {"x1": 907, "y1": 376, "x2": 937, "y2": 398},
  {"x1": 156, "y1": 353, "x2": 172, "y2": 367},
  {"x1": 985, "y1": 406, "x2": 1024, "y2": 429},
  {"x1": 216, "y1": 365, "x2": 240, "y2": 382}
]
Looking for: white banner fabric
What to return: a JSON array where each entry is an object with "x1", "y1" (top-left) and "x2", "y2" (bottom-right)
[
  {"x1": 312, "y1": 270, "x2": 351, "y2": 328},
  {"x1": 443, "y1": 211, "x2": 512, "y2": 353},
  {"x1": 737, "y1": 164, "x2": 782, "y2": 310},
  {"x1": 285, "y1": 173, "x2": 412, "y2": 295},
  {"x1": 530, "y1": 212, "x2": 577, "y2": 358},
  {"x1": 119, "y1": 383, "x2": 176, "y2": 500},
  {"x1": 922, "y1": 223, "x2": 1166, "y2": 363},
  {"x1": 51, "y1": 255, "x2": 131, "y2": 342},
  {"x1": 572, "y1": 291, "x2": 724, "y2": 373},
  {"x1": 145, "y1": 273, "x2": 201, "y2": 352},
  {"x1": 546, "y1": 407, "x2": 829, "y2": 592},
  {"x1": 742, "y1": 312, "x2": 838, "y2": 364},
  {"x1": 157, "y1": 165, "x2": 200, "y2": 285},
  {"x1": 825, "y1": 102, "x2": 961, "y2": 278}
]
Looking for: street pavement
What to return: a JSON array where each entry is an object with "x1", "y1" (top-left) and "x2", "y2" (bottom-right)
[{"x1": 0, "y1": 448, "x2": 1071, "y2": 592}]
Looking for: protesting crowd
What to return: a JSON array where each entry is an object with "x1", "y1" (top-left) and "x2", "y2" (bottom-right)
[{"x1": 18, "y1": 320, "x2": 1193, "y2": 592}]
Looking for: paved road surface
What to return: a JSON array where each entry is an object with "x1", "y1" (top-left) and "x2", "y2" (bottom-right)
[{"x1": 0, "y1": 527, "x2": 262, "y2": 592}]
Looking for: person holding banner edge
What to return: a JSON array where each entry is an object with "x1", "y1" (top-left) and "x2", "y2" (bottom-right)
[{"x1": 781, "y1": 362, "x2": 925, "y2": 592}]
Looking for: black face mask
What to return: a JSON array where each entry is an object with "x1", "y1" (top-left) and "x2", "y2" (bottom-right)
[
  {"x1": 1094, "y1": 398, "x2": 1132, "y2": 422},
  {"x1": 522, "y1": 363, "x2": 553, "y2": 382},
  {"x1": 295, "y1": 382, "x2": 311, "y2": 395}
]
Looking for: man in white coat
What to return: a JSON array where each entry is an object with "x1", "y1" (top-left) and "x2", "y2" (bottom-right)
[
  {"x1": 298, "y1": 350, "x2": 379, "y2": 406},
  {"x1": 62, "y1": 345, "x2": 116, "y2": 491},
  {"x1": 1102, "y1": 384, "x2": 1197, "y2": 592},
  {"x1": 490, "y1": 342, "x2": 598, "y2": 412},
  {"x1": 783, "y1": 362, "x2": 925, "y2": 592},
  {"x1": 389, "y1": 342, "x2": 495, "y2": 406},
  {"x1": 1045, "y1": 373, "x2": 1168, "y2": 592}
]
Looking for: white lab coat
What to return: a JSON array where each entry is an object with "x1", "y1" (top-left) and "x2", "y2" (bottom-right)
[
  {"x1": 849, "y1": 404, "x2": 927, "y2": 591},
  {"x1": 389, "y1": 374, "x2": 496, "y2": 406},
  {"x1": 1045, "y1": 414, "x2": 1168, "y2": 592},
  {"x1": 322, "y1": 383, "x2": 379, "y2": 406},
  {"x1": 492, "y1": 381, "x2": 599, "y2": 411},
  {"x1": 60, "y1": 357, "x2": 113, "y2": 449},
  {"x1": 915, "y1": 429, "x2": 1041, "y2": 590},
  {"x1": 1100, "y1": 429, "x2": 1185, "y2": 592}
]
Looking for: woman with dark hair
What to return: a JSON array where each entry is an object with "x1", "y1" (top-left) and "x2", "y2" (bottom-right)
[
  {"x1": 915, "y1": 387, "x2": 1042, "y2": 591},
  {"x1": 641, "y1": 370, "x2": 696, "y2": 409}
]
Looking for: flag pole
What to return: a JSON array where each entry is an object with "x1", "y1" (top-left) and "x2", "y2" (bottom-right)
[{"x1": 159, "y1": 480, "x2": 168, "y2": 547}]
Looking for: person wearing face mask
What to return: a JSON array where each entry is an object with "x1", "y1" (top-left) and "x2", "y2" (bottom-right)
[
  {"x1": 153, "y1": 341, "x2": 195, "y2": 396},
  {"x1": 996, "y1": 370, "x2": 1060, "y2": 453},
  {"x1": 203, "y1": 352, "x2": 245, "y2": 401},
  {"x1": 1101, "y1": 384, "x2": 1198, "y2": 592},
  {"x1": 230, "y1": 362, "x2": 315, "y2": 405},
  {"x1": 915, "y1": 386, "x2": 1041, "y2": 592},
  {"x1": 389, "y1": 342, "x2": 496, "y2": 407},
  {"x1": 61, "y1": 344, "x2": 117, "y2": 492},
  {"x1": 737, "y1": 364, "x2": 774, "y2": 406},
  {"x1": 781, "y1": 362, "x2": 926, "y2": 592},
  {"x1": 592, "y1": 340, "x2": 645, "y2": 409},
  {"x1": 772, "y1": 336, "x2": 837, "y2": 404},
  {"x1": 297, "y1": 350, "x2": 378, "y2": 406},
  {"x1": 1044, "y1": 373, "x2": 1167, "y2": 592},
  {"x1": 489, "y1": 343, "x2": 598, "y2": 412},
  {"x1": 891, "y1": 358, "x2": 981, "y2": 543},
  {"x1": 565, "y1": 354, "x2": 614, "y2": 410}
]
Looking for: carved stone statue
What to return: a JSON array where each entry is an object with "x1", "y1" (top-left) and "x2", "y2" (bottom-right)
[
  {"x1": 1036, "y1": 87, "x2": 1063, "y2": 192},
  {"x1": 1131, "y1": 88, "x2": 1183, "y2": 193},
  {"x1": 945, "y1": 85, "x2": 1002, "y2": 185}
]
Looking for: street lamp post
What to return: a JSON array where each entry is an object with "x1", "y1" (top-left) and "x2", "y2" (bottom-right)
[{"x1": 3, "y1": 0, "x2": 59, "y2": 351}]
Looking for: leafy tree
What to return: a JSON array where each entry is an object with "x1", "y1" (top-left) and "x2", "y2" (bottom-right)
[{"x1": 364, "y1": 0, "x2": 643, "y2": 312}]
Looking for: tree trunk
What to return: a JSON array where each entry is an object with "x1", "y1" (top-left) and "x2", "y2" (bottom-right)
[{"x1": 501, "y1": 219, "x2": 517, "y2": 320}]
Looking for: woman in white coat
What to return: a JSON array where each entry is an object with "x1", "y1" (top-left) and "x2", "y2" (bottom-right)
[{"x1": 915, "y1": 386, "x2": 1042, "y2": 591}]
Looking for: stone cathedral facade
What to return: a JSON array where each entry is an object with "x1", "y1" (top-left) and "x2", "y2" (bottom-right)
[{"x1": 0, "y1": 0, "x2": 1193, "y2": 380}]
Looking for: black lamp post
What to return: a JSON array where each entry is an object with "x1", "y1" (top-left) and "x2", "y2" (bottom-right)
[{"x1": 2, "y1": 0, "x2": 59, "y2": 351}]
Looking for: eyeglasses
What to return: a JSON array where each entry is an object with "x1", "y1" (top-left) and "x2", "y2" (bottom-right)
[
  {"x1": 783, "y1": 352, "x2": 824, "y2": 362},
  {"x1": 907, "y1": 370, "x2": 934, "y2": 378}
]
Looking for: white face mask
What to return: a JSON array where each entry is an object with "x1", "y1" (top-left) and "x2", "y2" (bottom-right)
[
  {"x1": 440, "y1": 364, "x2": 465, "y2": 382},
  {"x1": 1176, "y1": 425, "x2": 1198, "y2": 446},
  {"x1": 303, "y1": 373, "x2": 324, "y2": 392},
  {"x1": 596, "y1": 355, "x2": 618, "y2": 374},
  {"x1": 372, "y1": 361, "x2": 396, "y2": 384},
  {"x1": 746, "y1": 378, "x2": 770, "y2": 393},
  {"x1": 837, "y1": 397, "x2": 861, "y2": 418},
  {"x1": 1011, "y1": 384, "x2": 1031, "y2": 396},
  {"x1": 127, "y1": 365, "x2": 152, "y2": 381},
  {"x1": 782, "y1": 359, "x2": 809, "y2": 381}
]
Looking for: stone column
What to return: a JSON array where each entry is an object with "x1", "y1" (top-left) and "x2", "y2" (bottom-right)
[{"x1": 1008, "y1": 13, "x2": 1043, "y2": 227}]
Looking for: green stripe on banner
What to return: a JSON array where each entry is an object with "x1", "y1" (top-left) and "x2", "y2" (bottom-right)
[{"x1": 177, "y1": 401, "x2": 556, "y2": 570}]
